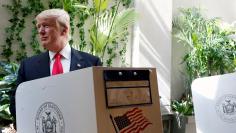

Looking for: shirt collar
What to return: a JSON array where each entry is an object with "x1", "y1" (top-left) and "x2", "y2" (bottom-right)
[{"x1": 49, "y1": 44, "x2": 71, "y2": 61}]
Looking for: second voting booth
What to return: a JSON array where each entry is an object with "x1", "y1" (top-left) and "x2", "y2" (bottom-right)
[
  {"x1": 16, "y1": 67, "x2": 163, "y2": 133},
  {"x1": 192, "y1": 72, "x2": 236, "y2": 133}
]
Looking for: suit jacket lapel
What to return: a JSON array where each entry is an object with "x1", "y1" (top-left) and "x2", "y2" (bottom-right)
[
  {"x1": 36, "y1": 51, "x2": 50, "y2": 77},
  {"x1": 70, "y1": 48, "x2": 86, "y2": 71}
]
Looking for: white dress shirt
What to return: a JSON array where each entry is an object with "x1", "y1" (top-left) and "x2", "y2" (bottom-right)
[{"x1": 49, "y1": 44, "x2": 71, "y2": 75}]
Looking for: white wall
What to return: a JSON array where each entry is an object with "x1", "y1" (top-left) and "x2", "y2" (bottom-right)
[
  {"x1": 172, "y1": 0, "x2": 236, "y2": 99},
  {"x1": 133, "y1": 0, "x2": 172, "y2": 113}
]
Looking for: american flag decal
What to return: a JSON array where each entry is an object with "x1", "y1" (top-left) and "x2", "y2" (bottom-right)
[{"x1": 114, "y1": 108, "x2": 152, "y2": 133}]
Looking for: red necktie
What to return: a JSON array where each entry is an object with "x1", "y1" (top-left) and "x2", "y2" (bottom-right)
[{"x1": 52, "y1": 53, "x2": 63, "y2": 75}]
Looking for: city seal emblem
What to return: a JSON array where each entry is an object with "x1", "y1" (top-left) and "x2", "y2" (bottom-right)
[
  {"x1": 215, "y1": 94, "x2": 236, "y2": 123},
  {"x1": 35, "y1": 102, "x2": 65, "y2": 133}
]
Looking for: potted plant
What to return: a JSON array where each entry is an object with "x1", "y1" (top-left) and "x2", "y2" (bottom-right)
[
  {"x1": 171, "y1": 94, "x2": 194, "y2": 133},
  {"x1": 172, "y1": 7, "x2": 236, "y2": 132}
]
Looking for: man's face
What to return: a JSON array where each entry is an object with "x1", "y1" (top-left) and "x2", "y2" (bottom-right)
[{"x1": 36, "y1": 18, "x2": 63, "y2": 52}]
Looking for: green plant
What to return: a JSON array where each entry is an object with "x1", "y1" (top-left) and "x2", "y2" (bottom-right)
[
  {"x1": 171, "y1": 96, "x2": 193, "y2": 116},
  {"x1": 173, "y1": 7, "x2": 236, "y2": 98},
  {"x1": 3, "y1": 0, "x2": 45, "y2": 62},
  {"x1": 89, "y1": 6, "x2": 137, "y2": 64},
  {"x1": 0, "y1": 62, "x2": 19, "y2": 127},
  {"x1": 58, "y1": 0, "x2": 137, "y2": 66},
  {"x1": 172, "y1": 8, "x2": 236, "y2": 128}
]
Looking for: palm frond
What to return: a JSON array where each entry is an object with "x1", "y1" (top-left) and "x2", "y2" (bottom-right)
[
  {"x1": 112, "y1": 8, "x2": 137, "y2": 35},
  {"x1": 94, "y1": 0, "x2": 110, "y2": 12},
  {"x1": 89, "y1": 8, "x2": 136, "y2": 56},
  {"x1": 97, "y1": 11, "x2": 114, "y2": 36},
  {"x1": 90, "y1": 26, "x2": 108, "y2": 55}
]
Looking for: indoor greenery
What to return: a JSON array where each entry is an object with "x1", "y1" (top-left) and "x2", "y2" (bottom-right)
[
  {"x1": 0, "y1": 62, "x2": 19, "y2": 127},
  {"x1": 172, "y1": 7, "x2": 236, "y2": 117},
  {"x1": 89, "y1": 3, "x2": 137, "y2": 66},
  {"x1": 3, "y1": 0, "x2": 45, "y2": 62},
  {"x1": 171, "y1": 95, "x2": 193, "y2": 116},
  {"x1": 2, "y1": 0, "x2": 136, "y2": 66},
  {"x1": 173, "y1": 7, "x2": 236, "y2": 85}
]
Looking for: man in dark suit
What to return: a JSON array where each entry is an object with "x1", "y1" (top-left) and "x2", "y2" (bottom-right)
[{"x1": 10, "y1": 9, "x2": 101, "y2": 126}]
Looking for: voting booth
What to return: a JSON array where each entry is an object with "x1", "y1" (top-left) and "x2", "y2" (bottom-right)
[
  {"x1": 16, "y1": 67, "x2": 163, "y2": 133},
  {"x1": 192, "y1": 72, "x2": 236, "y2": 133}
]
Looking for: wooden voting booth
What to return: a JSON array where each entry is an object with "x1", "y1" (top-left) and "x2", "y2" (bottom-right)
[
  {"x1": 16, "y1": 67, "x2": 163, "y2": 133},
  {"x1": 192, "y1": 72, "x2": 236, "y2": 133}
]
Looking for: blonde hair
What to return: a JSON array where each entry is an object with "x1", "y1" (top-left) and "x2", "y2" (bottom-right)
[{"x1": 36, "y1": 9, "x2": 70, "y2": 38}]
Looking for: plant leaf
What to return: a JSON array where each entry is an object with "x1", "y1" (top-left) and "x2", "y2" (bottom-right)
[{"x1": 94, "y1": 0, "x2": 110, "y2": 12}]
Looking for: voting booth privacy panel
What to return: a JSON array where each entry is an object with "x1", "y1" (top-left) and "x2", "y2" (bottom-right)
[
  {"x1": 16, "y1": 67, "x2": 163, "y2": 133},
  {"x1": 191, "y1": 72, "x2": 236, "y2": 133}
]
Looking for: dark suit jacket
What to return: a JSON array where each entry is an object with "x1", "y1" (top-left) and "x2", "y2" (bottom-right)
[{"x1": 10, "y1": 48, "x2": 101, "y2": 120}]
